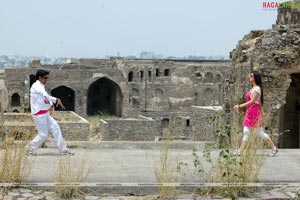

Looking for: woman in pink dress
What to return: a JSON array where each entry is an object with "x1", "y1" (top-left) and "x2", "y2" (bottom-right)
[{"x1": 233, "y1": 71, "x2": 278, "y2": 156}]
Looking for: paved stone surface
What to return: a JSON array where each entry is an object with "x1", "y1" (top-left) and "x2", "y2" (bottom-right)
[
  {"x1": 26, "y1": 148, "x2": 300, "y2": 183},
  {"x1": 1, "y1": 148, "x2": 300, "y2": 199}
]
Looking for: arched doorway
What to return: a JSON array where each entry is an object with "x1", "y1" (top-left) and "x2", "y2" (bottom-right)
[
  {"x1": 204, "y1": 72, "x2": 213, "y2": 83},
  {"x1": 128, "y1": 71, "x2": 133, "y2": 82},
  {"x1": 203, "y1": 88, "x2": 214, "y2": 106},
  {"x1": 87, "y1": 78, "x2": 122, "y2": 116},
  {"x1": 161, "y1": 118, "x2": 170, "y2": 137},
  {"x1": 51, "y1": 86, "x2": 75, "y2": 111},
  {"x1": 11, "y1": 93, "x2": 21, "y2": 107},
  {"x1": 279, "y1": 73, "x2": 300, "y2": 148}
]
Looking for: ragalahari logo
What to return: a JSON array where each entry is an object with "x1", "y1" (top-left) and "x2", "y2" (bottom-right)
[{"x1": 262, "y1": 1, "x2": 300, "y2": 10}]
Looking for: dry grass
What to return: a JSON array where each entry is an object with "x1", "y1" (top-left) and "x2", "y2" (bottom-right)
[
  {"x1": 0, "y1": 126, "x2": 34, "y2": 184},
  {"x1": 175, "y1": 109, "x2": 267, "y2": 199},
  {"x1": 211, "y1": 111, "x2": 265, "y2": 198},
  {"x1": 214, "y1": 130, "x2": 265, "y2": 198},
  {"x1": 154, "y1": 140, "x2": 180, "y2": 198},
  {"x1": 153, "y1": 115, "x2": 182, "y2": 198},
  {"x1": 54, "y1": 152, "x2": 92, "y2": 199}
]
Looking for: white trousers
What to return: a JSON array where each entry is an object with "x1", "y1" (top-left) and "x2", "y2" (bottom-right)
[
  {"x1": 242, "y1": 126, "x2": 271, "y2": 142},
  {"x1": 30, "y1": 112, "x2": 67, "y2": 152}
]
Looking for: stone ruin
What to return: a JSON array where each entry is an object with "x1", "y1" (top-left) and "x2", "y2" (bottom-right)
[
  {"x1": 230, "y1": 0, "x2": 300, "y2": 148},
  {"x1": 1, "y1": 1, "x2": 299, "y2": 147},
  {"x1": 0, "y1": 58, "x2": 230, "y2": 141}
]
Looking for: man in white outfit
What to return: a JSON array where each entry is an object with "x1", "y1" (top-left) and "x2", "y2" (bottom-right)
[{"x1": 27, "y1": 69, "x2": 74, "y2": 156}]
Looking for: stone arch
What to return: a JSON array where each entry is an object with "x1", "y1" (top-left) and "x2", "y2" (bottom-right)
[
  {"x1": 161, "y1": 118, "x2": 170, "y2": 136},
  {"x1": 162, "y1": 118, "x2": 170, "y2": 128},
  {"x1": 164, "y1": 69, "x2": 170, "y2": 76},
  {"x1": 87, "y1": 77, "x2": 122, "y2": 116},
  {"x1": 132, "y1": 98, "x2": 140, "y2": 109},
  {"x1": 195, "y1": 92, "x2": 201, "y2": 106},
  {"x1": 214, "y1": 73, "x2": 222, "y2": 83},
  {"x1": 154, "y1": 88, "x2": 164, "y2": 97},
  {"x1": 51, "y1": 86, "x2": 75, "y2": 111},
  {"x1": 204, "y1": 72, "x2": 213, "y2": 83},
  {"x1": 153, "y1": 88, "x2": 164, "y2": 110},
  {"x1": 156, "y1": 68, "x2": 160, "y2": 77},
  {"x1": 195, "y1": 72, "x2": 203, "y2": 80},
  {"x1": 140, "y1": 71, "x2": 144, "y2": 79},
  {"x1": 11, "y1": 93, "x2": 21, "y2": 107},
  {"x1": 203, "y1": 88, "x2": 214, "y2": 106},
  {"x1": 131, "y1": 88, "x2": 139, "y2": 97},
  {"x1": 128, "y1": 71, "x2": 133, "y2": 82},
  {"x1": 148, "y1": 70, "x2": 152, "y2": 78}
]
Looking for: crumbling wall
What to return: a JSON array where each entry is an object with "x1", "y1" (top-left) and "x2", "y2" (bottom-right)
[
  {"x1": 0, "y1": 79, "x2": 8, "y2": 111},
  {"x1": 100, "y1": 116, "x2": 160, "y2": 141}
]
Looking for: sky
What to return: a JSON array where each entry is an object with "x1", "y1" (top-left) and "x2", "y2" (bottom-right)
[{"x1": 0, "y1": 0, "x2": 285, "y2": 58}]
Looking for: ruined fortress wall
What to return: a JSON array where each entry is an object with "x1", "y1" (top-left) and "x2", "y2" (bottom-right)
[
  {"x1": 4, "y1": 64, "x2": 128, "y2": 115},
  {"x1": 139, "y1": 106, "x2": 221, "y2": 142},
  {"x1": 3, "y1": 58, "x2": 231, "y2": 141},
  {"x1": 100, "y1": 118, "x2": 160, "y2": 141},
  {"x1": 4, "y1": 59, "x2": 231, "y2": 117},
  {"x1": 126, "y1": 60, "x2": 230, "y2": 113},
  {"x1": 139, "y1": 110, "x2": 192, "y2": 139}
]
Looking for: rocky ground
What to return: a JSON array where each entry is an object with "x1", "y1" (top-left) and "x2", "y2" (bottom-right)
[{"x1": 0, "y1": 186, "x2": 299, "y2": 200}]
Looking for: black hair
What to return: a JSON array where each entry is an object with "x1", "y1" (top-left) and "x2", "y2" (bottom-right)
[
  {"x1": 252, "y1": 71, "x2": 264, "y2": 105},
  {"x1": 36, "y1": 69, "x2": 49, "y2": 80}
]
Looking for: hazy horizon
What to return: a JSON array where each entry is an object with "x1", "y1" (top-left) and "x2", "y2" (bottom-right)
[{"x1": 0, "y1": 0, "x2": 284, "y2": 58}]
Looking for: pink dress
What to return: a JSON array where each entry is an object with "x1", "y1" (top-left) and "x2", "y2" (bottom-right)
[{"x1": 243, "y1": 89, "x2": 261, "y2": 128}]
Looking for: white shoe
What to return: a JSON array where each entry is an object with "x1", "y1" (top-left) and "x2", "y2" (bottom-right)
[
  {"x1": 268, "y1": 148, "x2": 278, "y2": 157},
  {"x1": 25, "y1": 144, "x2": 35, "y2": 156},
  {"x1": 27, "y1": 148, "x2": 36, "y2": 156},
  {"x1": 60, "y1": 149, "x2": 74, "y2": 156}
]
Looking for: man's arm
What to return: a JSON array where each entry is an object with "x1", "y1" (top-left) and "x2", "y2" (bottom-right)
[{"x1": 55, "y1": 98, "x2": 66, "y2": 110}]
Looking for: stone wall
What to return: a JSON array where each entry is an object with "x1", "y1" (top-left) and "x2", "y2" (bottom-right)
[
  {"x1": 4, "y1": 58, "x2": 230, "y2": 118},
  {"x1": 139, "y1": 107, "x2": 222, "y2": 141},
  {"x1": 2, "y1": 111, "x2": 90, "y2": 141},
  {"x1": 99, "y1": 116, "x2": 160, "y2": 141},
  {"x1": 139, "y1": 110, "x2": 192, "y2": 139},
  {"x1": 189, "y1": 106, "x2": 223, "y2": 141},
  {"x1": 98, "y1": 107, "x2": 221, "y2": 141}
]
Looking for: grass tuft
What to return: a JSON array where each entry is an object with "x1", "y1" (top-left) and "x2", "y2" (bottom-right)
[
  {"x1": 0, "y1": 126, "x2": 34, "y2": 187},
  {"x1": 54, "y1": 152, "x2": 92, "y2": 199}
]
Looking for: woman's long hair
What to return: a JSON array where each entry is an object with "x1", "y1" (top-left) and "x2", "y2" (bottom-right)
[{"x1": 252, "y1": 71, "x2": 264, "y2": 106}]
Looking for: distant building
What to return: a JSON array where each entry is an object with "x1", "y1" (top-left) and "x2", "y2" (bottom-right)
[{"x1": 140, "y1": 51, "x2": 163, "y2": 59}]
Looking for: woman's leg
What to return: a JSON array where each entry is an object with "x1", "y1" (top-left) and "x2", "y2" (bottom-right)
[
  {"x1": 257, "y1": 127, "x2": 277, "y2": 150},
  {"x1": 239, "y1": 126, "x2": 251, "y2": 153}
]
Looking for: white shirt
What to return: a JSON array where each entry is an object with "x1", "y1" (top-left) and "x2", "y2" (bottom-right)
[{"x1": 30, "y1": 80, "x2": 57, "y2": 115}]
